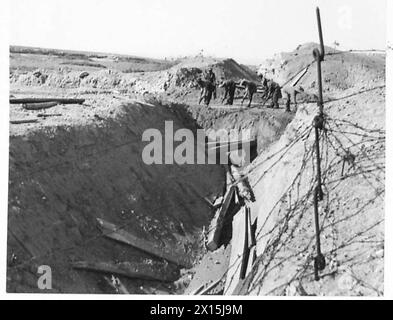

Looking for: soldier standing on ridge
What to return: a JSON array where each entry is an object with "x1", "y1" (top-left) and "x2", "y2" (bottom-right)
[
  {"x1": 219, "y1": 79, "x2": 237, "y2": 105},
  {"x1": 240, "y1": 79, "x2": 257, "y2": 108}
]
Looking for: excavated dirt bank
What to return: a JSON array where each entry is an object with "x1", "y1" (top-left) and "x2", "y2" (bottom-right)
[
  {"x1": 7, "y1": 100, "x2": 229, "y2": 293},
  {"x1": 7, "y1": 93, "x2": 293, "y2": 293}
]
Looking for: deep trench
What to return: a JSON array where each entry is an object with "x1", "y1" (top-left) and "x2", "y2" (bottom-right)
[{"x1": 7, "y1": 100, "x2": 292, "y2": 294}]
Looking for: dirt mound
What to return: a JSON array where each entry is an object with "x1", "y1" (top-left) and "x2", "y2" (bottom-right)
[
  {"x1": 7, "y1": 100, "x2": 225, "y2": 293},
  {"x1": 10, "y1": 56, "x2": 259, "y2": 99},
  {"x1": 258, "y1": 43, "x2": 385, "y2": 94}
]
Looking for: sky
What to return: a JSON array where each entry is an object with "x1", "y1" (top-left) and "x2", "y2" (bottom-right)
[{"x1": 9, "y1": 0, "x2": 387, "y2": 65}]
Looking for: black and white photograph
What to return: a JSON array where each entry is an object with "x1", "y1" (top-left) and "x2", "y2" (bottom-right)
[{"x1": 1, "y1": 0, "x2": 392, "y2": 301}]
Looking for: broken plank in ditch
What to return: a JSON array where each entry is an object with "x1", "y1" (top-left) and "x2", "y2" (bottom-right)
[
  {"x1": 224, "y1": 206, "x2": 248, "y2": 295},
  {"x1": 72, "y1": 260, "x2": 179, "y2": 282},
  {"x1": 96, "y1": 218, "x2": 191, "y2": 268},
  {"x1": 206, "y1": 186, "x2": 235, "y2": 251}
]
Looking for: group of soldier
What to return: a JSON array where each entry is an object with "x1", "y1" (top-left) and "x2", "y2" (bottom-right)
[{"x1": 197, "y1": 68, "x2": 304, "y2": 112}]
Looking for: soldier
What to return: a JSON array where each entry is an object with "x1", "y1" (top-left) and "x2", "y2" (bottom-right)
[
  {"x1": 205, "y1": 68, "x2": 217, "y2": 99},
  {"x1": 197, "y1": 78, "x2": 215, "y2": 106},
  {"x1": 219, "y1": 79, "x2": 237, "y2": 105},
  {"x1": 260, "y1": 76, "x2": 270, "y2": 99},
  {"x1": 239, "y1": 79, "x2": 257, "y2": 108},
  {"x1": 263, "y1": 78, "x2": 282, "y2": 109},
  {"x1": 281, "y1": 85, "x2": 304, "y2": 112}
]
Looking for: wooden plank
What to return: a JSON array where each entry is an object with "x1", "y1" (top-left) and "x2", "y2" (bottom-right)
[
  {"x1": 224, "y1": 207, "x2": 248, "y2": 295},
  {"x1": 198, "y1": 277, "x2": 224, "y2": 295},
  {"x1": 96, "y1": 218, "x2": 191, "y2": 268},
  {"x1": 212, "y1": 196, "x2": 224, "y2": 209},
  {"x1": 226, "y1": 168, "x2": 234, "y2": 187},
  {"x1": 10, "y1": 97, "x2": 85, "y2": 104},
  {"x1": 206, "y1": 186, "x2": 235, "y2": 251},
  {"x1": 189, "y1": 283, "x2": 206, "y2": 295},
  {"x1": 22, "y1": 102, "x2": 58, "y2": 110},
  {"x1": 291, "y1": 66, "x2": 309, "y2": 87},
  {"x1": 231, "y1": 248, "x2": 256, "y2": 295},
  {"x1": 72, "y1": 260, "x2": 179, "y2": 282},
  {"x1": 10, "y1": 119, "x2": 38, "y2": 124},
  {"x1": 239, "y1": 206, "x2": 251, "y2": 279},
  {"x1": 246, "y1": 207, "x2": 255, "y2": 248},
  {"x1": 245, "y1": 246, "x2": 256, "y2": 277},
  {"x1": 37, "y1": 113, "x2": 62, "y2": 118}
]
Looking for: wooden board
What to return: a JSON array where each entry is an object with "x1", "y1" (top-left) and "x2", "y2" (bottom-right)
[
  {"x1": 291, "y1": 66, "x2": 309, "y2": 87},
  {"x1": 206, "y1": 186, "x2": 235, "y2": 251},
  {"x1": 22, "y1": 102, "x2": 58, "y2": 110},
  {"x1": 224, "y1": 206, "x2": 248, "y2": 295},
  {"x1": 246, "y1": 207, "x2": 256, "y2": 248},
  {"x1": 10, "y1": 97, "x2": 85, "y2": 104},
  {"x1": 72, "y1": 260, "x2": 179, "y2": 282},
  {"x1": 198, "y1": 277, "x2": 224, "y2": 295},
  {"x1": 96, "y1": 218, "x2": 191, "y2": 268},
  {"x1": 10, "y1": 119, "x2": 38, "y2": 124},
  {"x1": 245, "y1": 246, "x2": 256, "y2": 278},
  {"x1": 37, "y1": 113, "x2": 62, "y2": 118}
]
